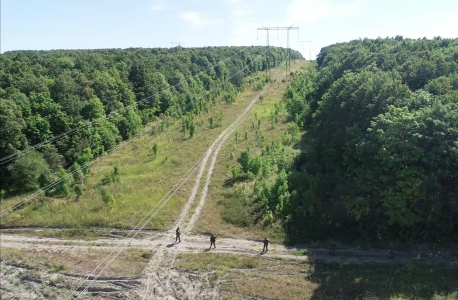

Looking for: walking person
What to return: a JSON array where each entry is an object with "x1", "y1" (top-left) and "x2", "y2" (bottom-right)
[
  {"x1": 262, "y1": 237, "x2": 270, "y2": 253},
  {"x1": 175, "y1": 227, "x2": 181, "y2": 243},
  {"x1": 210, "y1": 233, "x2": 216, "y2": 249}
]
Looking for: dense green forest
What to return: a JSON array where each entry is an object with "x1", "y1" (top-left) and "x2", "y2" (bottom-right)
[
  {"x1": 234, "y1": 37, "x2": 458, "y2": 243},
  {"x1": 281, "y1": 37, "x2": 458, "y2": 242},
  {"x1": 0, "y1": 46, "x2": 301, "y2": 196}
]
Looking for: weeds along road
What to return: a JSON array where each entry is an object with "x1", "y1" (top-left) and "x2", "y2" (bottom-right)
[
  {"x1": 139, "y1": 66, "x2": 286, "y2": 300},
  {"x1": 0, "y1": 66, "x2": 286, "y2": 300},
  {"x1": 2, "y1": 64, "x2": 456, "y2": 299}
]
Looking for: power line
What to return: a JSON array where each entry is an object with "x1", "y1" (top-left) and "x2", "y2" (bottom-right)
[
  {"x1": 0, "y1": 49, "x2": 267, "y2": 219},
  {"x1": 66, "y1": 53, "x2": 270, "y2": 299},
  {"x1": 257, "y1": 25, "x2": 299, "y2": 78},
  {"x1": 72, "y1": 58, "x2": 284, "y2": 300},
  {"x1": 300, "y1": 41, "x2": 313, "y2": 60},
  {"x1": 0, "y1": 47, "x2": 254, "y2": 166}
]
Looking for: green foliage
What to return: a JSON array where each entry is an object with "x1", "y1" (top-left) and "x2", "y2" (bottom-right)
[
  {"x1": 101, "y1": 188, "x2": 114, "y2": 207},
  {"x1": 81, "y1": 97, "x2": 105, "y2": 120},
  {"x1": 76, "y1": 148, "x2": 93, "y2": 175},
  {"x1": 237, "y1": 148, "x2": 252, "y2": 174},
  {"x1": 41, "y1": 145, "x2": 63, "y2": 173},
  {"x1": 0, "y1": 46, "x2": 301, "y2": 198},
  {"x1": 253, "y1": 81, "x2": 265, "y2": 91},
  {"x1": 224, "y1": 92, "x2": 236, "y2": 104},
  {"x1": 8, "y1": 151, "x2": 51, "y2": 192},
  {"x1": 189, "y1": 122, "x2": 195, "y2": 138},
  {"x1": 0, "y1": 99, "x2": 28, "y2": 159},
  {"x1": 282, "y1": 37, "x2": 458, "y2": 242},
  {"x1": 70, "y1": 162, "x2": 84, "y2": 185},
  {"x1": 0, "y1": 190, "x2": 5, "y2": 202},
  {"x1": 101, "y1": 166, "x2": 120, "y2": 185},
  {"x1": 152, "y1": 143, "x2": 158, "y2": 156},
  {"x1": 74, "y1": 184, "x2": 83, "y2": 198},
  {"x1": 53, "y1": 167, "x2": 70, "y2": 196}
]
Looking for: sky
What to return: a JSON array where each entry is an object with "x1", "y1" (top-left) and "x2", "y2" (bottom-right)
[{"x1": 2, "y1": 0, "x2": 458, "y2": 58}]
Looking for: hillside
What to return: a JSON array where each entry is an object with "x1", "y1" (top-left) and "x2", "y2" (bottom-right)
[
  {"x1": 0, "y1": 58, "x2": 300, "y2": 230},
  {"x1": 0, "y1": 46, "x2": 301, "y2": 198},
  {"x1": 279, "y1": 37, "x2": 458, "y2": 243},
  {"x1": 1, "y1": 56, "x2": 457, "y2": 300}
]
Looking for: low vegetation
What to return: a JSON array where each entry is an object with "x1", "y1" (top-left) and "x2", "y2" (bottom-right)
[
  {"x1": 194, "y1": 61, "x2": 303, "y2": 242},
  {"x1": 176, "y1": 252, "x2": 458, "y2": 300},
  {"x1": 0, "y1": 65, "x2": 293, "y2": 230},
  {"x1": 0, "y1": 46, "x2": 301, "y2": 204}
]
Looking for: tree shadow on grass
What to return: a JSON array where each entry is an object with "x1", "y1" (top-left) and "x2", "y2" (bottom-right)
[
  {"x1": 308, "y1": 261, "x2": 458, "y2": 300},
  {"x1": 223, "y1": 176, "x2": 246, "y2": 188}
]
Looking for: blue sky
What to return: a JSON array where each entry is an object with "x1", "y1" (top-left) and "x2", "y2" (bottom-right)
[{"x1": 2, "y1": 0, "x2": 458, "y2": 58}]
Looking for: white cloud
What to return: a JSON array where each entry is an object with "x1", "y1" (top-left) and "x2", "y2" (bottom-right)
[
  {"x1": 151, "y1": 0, "x2": 167, "y2": 11},
  {"x1": 286, "y1": 0, "x2": 365, "y2": 22},
  {"x1": 178, "y1": 11, "x2": 220, "y2": 28}
]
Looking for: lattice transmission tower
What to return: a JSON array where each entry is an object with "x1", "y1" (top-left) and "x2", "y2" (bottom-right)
[{"x1": 257, "y1": 25, "x2": 299, "y2": 79}]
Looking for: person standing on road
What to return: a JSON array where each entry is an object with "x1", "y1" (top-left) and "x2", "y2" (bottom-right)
[
  {"x1": 210, "y1": 233, "x2": 216, "y2": 249},
  {"x1": 389, "y1": 243, "x2": 395, "y2": 259},
  {"x1": 175, "y1": 227, "x2": 181, "y2": 243},
  {"x1": 262, "y1": 237, "x2": 270, "y2": 253}
]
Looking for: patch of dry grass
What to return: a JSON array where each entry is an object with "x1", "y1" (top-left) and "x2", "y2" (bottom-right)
[
  {"x1": 193, "y1": 61, "x2": 305, "y2": 242},
  {"x1": 175, "y1": 252, "x2": 458, "y2": 300},
  {"x1": 1, "y1": 247, "x2": 152, "y2": 277},
  {"x1": 1, "y1": 66, "x2": 293, "y2": 230}
]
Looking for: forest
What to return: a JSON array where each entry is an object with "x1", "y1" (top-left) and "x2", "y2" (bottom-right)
[
  {"x1": 276, "y1": 37, "x2": 458, "y2": 242},
  {"x1": 0, "y1": 46, "x2": 301, "y2": 197}
]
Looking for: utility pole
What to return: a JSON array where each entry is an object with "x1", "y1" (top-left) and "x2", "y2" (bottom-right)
[
  {"x1": 301, "y1": 41, "x2": 313, "y2": 60},
  {"x1": 169, "y1": 42, "x2": 182, "y2": 48},
  {"x1": 257, "y1": 25, "x2": 299, "y2": 79}
]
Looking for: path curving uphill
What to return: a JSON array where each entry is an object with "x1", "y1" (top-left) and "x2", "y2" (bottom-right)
[{"x1": 139, "y1": 67, "x2": 285, "y2": 300}]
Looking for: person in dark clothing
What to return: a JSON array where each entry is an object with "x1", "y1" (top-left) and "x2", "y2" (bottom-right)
[
  {"x1": 330, "y1": 241, "x2": 337, "y2": 256},
  {"x1": 175, "y1": 227, "x2": 181, "y2": 243},
  {"x1": 210, "y1": 233, "x2": 216, "y2": 249},
  {"x1": 262, "y1": 237, "x2": 270, "y2": 253},
  {"x1": 389, "y1": 243, "x2": 395, "y2": 259}
]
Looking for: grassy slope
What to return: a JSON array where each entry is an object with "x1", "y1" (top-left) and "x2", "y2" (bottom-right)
[
  {"x1": 176, "y1": 253, "x2": 458, "y2": 300},
  {"x1": 1, "y1": 64, "x2": 297, "y2": 229},
  {"x1": 193, "y1": 61, "x2": 304, "y2": 242}
]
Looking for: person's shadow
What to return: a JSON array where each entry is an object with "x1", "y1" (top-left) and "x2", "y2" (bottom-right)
[{"x1": 167, "y1": 241, "x2": 180, "y2": 248}]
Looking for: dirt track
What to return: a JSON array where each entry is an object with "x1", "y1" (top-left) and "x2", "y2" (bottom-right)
[
  {"x1": 1, "y1": 230, "x2": 457, "y2": 299},
  {"x1": 2, "y1": 65, "x2": 457, "y2": 299}
]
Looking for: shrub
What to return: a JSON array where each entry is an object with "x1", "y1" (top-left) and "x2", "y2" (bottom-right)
[
  {"x1": 101, "y1": 188, "x2": 114, "y2": 207},
  {"x1": 8, "y1": 151, "x2": 51, "y2": 192},
  {"x1": 74, "y1": 184, "x2": 83, "y2": 199}
]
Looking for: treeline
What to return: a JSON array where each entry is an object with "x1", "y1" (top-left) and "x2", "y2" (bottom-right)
[
  {"x1": 0, "y1": 46, "x2": 301, "y2": 195},
  {"x1": 278, "y1": 37, "x2": 458, "y2": 242}
]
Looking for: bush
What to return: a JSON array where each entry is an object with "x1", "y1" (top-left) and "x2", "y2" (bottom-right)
[
  {"x1": 8, "y1": 151, "x2": 51, "y2": 192},
  {"x1": 101, "y1": 188, "x2": 114, "y2": 207},
  {"x1": 101, "y1": 166, "x2": 119, "y2": 185},
  {"x1": 74, "y1": 184, "x2": 83, "y2": 199},
  {"x1": 53, "y1": 167, "x2": 70, "y2": 196}
]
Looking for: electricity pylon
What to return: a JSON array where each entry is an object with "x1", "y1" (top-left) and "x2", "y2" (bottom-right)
[
  {"x1": 170, "y1": 42, "x2": 182, "y2": 48},
  {"x1": 257, "y1": 25, "x2": 299, "y2": 78},
  {"x1": 302, "y1": 41, "x2": 313, "y2": 60}
]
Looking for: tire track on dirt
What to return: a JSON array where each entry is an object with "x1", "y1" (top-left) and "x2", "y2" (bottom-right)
[{"x1": 140, "y1": 69, "x2": 283, "y2": 300}]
